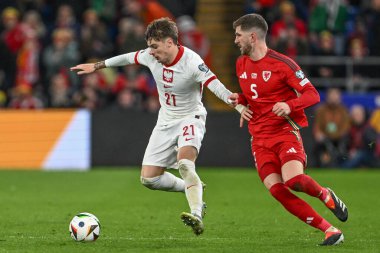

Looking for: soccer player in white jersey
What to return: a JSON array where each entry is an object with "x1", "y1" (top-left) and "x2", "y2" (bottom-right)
[{"x1": 71, "y1": 17, "x2": 246, "y2": 235}]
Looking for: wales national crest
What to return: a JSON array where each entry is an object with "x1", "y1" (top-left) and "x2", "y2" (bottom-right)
[
  {"x1": 262, "y1": 71, "x2": 271, "y2": 82},
  {"x1": 163, "y1": 68, "x2": 173, "y2": 83}
]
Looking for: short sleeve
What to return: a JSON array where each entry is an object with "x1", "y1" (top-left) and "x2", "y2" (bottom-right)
[{"x1": 191, "y1": 54, "x2": 216, "y2": 84}]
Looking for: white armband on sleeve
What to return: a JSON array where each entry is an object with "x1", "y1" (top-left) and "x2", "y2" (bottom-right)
[
  {"x1": 206, "y1": 79, "x2": 232, "y2": 104},
  {"x1": 105, "y1": 52, "x2": 136, "y2": 67}
]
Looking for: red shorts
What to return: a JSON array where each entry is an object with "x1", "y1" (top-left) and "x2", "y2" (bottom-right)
[{"x1": 251, "y1": 131, "x2": 307, "y2": 182}]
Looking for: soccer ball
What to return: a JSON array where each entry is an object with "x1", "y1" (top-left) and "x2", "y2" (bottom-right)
[{"x1": 69, "y1": 212, "x2": 101, "y2": 242}]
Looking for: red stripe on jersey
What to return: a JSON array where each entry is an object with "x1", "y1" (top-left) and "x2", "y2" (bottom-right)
[
  {"x1": 134, "y1": 51, "x2": 140, "y2": 65},
  {"x1": 203, "y1": 76, "x2": 217, "y2": 87},
  {"x1": 268, "y1": 50, "x2": 298, "y2": 71}
]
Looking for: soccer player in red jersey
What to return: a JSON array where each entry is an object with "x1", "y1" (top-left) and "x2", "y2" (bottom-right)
[{"x1": 230, "y1": 14, "x2": 348, "y2": 246}]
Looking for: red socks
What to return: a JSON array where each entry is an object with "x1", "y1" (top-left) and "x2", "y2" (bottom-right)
[
  {"x1": 270, "y1": 183, "x2": 331, "y2": 232},
  {"x1": 285, "y1": 174, "x2": 328, "y2": 201}
]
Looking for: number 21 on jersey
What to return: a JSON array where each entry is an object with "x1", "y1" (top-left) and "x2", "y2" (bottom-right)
[{"x1": 165, "y1": 92, "x2": 176, "y2": 106}]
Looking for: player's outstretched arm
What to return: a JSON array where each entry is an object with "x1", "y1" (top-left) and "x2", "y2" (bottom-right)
[
  {"x1": 227, "y1": 93, "x2": 239, "y2": 106},
  {"x1": 206, "y1": 79, "x2": 253, "y2": 124},
  {"x1": 70, "y1": 61, "x2": 106, "y2": 75},
  {"x1": 229, "y1": 93, "x2": 252, "y2": 127}
]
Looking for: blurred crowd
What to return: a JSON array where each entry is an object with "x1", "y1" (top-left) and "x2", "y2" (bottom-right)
[
  {"x1": 247, "y1": 0, "x2": 380, "y2": 58},
  {"x1": 312, "y1": 88, "x2": 380, "y2": 168}
]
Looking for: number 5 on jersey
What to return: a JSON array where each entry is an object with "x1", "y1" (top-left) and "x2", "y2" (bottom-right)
[{"x1": 251, "y1": 84, "x2": 258, "y2": 99}]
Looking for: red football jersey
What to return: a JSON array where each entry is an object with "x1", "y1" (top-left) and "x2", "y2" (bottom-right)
[{"x1": 236, "y1": 49, "x2": 320, "y2": 138}]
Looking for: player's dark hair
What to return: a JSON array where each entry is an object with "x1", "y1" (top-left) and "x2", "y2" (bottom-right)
[
  {"x1": 233, "y1": 14, "x2": 268, "y2": 39},
  {"x1": 145, "y1": 17, "x2": 178, "y2": 44}
]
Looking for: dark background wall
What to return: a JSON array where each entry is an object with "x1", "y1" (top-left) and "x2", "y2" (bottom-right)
[{"x1": 92, "y1": 109, "x2": 317, "y2": 168}]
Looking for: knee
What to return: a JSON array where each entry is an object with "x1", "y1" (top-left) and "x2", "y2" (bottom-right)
[
  {"x1": 140, "y1": 176, "x2": 160, "y2": 190},
  {"x1": 269, "y1": 183, "x2": 284, "y2": 196},
  {"x1": 285, "y1": 174, "x2": 304, "y2": 192},
  {"x1": 269, "y1": 183, "x2": 293, "y2": 202},
  {"x1": 178, "y1": 159, "x2": 195, "y2": 177}
]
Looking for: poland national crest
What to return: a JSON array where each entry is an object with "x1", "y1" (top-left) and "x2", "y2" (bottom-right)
[
  {"x1": 262, "y1": 71, "x2": 271, "y2": 82},
  {"x1": 163, "y1": 68, "x2": 173, "y2": 83}
]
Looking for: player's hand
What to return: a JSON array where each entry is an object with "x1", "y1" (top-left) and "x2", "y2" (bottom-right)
[
  {"x1": 272, "y1": 102, "x2": 291, "y2": 117},
  {"x1": 227, "y1": 93, "x2": 239, "y2": 106},
  {"x1": 239, "y1": 105, "x2": 252, "y2": 128},
  {"x1": 70, "y1": 64, "x2": 96, "y2": 75}
]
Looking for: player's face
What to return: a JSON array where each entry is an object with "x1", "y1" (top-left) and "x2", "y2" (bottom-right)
[
  {"x1": 147, "y1": 38, "x2": 172, "y2": 65},
  {"x1": 234, "y1": 26, "x2": 253, "y2": 56}
]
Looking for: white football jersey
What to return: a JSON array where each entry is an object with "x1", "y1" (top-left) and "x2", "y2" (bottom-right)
[{"x1": 106, "y1": 46, "x2": 216, "y2": 125}]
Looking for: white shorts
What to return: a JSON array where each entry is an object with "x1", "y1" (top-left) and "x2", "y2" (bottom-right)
[{"x1": 142, "y1": 115, "x2": 206, "y2": 169}]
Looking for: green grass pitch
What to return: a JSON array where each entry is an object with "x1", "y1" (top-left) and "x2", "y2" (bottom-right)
[{"x1": 0, "y1": 168, "x2": 379, "y2": 253}]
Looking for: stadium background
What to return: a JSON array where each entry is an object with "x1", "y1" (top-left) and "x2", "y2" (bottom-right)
[{"x1": 0, "y1": 0, "x2": 379, "y2": 169}]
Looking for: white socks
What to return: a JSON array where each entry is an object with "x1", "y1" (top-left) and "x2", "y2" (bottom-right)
[
  {"x1": 178, "y1": 159, "x2": 203, "y2": 218},
  {"x1": 140, "y1": 172, "x2": 185, "y2": 192}
]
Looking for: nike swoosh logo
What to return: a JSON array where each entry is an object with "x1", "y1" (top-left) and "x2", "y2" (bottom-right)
[
  {"x1": 185, "y1": 138, "x2": 194, "y2": 141},
  {"x1": 164, "y1": 85, "x2": 172, "y2": 88}
]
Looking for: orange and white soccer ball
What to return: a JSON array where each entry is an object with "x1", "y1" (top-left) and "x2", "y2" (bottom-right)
[{"x1": 69, "y1": 212, "x2": 101, "y2": 242}]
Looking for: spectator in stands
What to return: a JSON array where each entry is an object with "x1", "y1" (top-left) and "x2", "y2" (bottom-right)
[
  {"x1": 244, "y1": 0, "x2": 277, "y2": 26},
  {"x1": 348, "y1": 38, "x2": 373, "y2": 92},
  {"x1": 1, "y1": 7, "x2": 25, "y2": 53},
  {"x1": 22, "y1": 10, "x2": 46, "y2": 42},
  {"x1": 364, "y1": 0, "x2": 380, "y2": 56},
  {"x1": 89, "y1": 0, "x2": 117, "y2": 26},
  {"x1": 72, "y1": 83, "x2": 101, "y2": 110},
  {"x1": 47, "y1": 4, "x2": 81, "y2": 42},
  {"x1": 346, "y1": 17, "x2": 368, "y2": 56},
  {"x1": 42, "y1": 28, "x2": 80, "y2": 91},
  {"x1": 274, "y1": 23, "x2": 308, "y2": 58},
  {"x1": 309, "y1": 0, "x2": 348, "y2": 55},
  {"x1": 49, "y1": 72, "x2": 72, "y2": 108},
  {"x1": 310, "y1": 31, "x2": 345, "y2": 83},
  {"x1": 0, "y1": 7, "x2": 23, "y2": 92},
  {"x1": 177, "y1": 15, "x2": 212, "y2": 67},
  {"x1": 145, "y1": 94, "x2": 160, "y2": 113},
  {"x1": 82, "y1": 71, "x2": 110, "y2": 107},
  {"x1": 313, "y1": 87, "x2": 351, "y2": 167},
  {"x1": 8, "y1": 82, "x2": 44, "y2": 109},
  {"x1": 112, "y1": 64, "x2": 154, "y2": 105},
  {"x1": 118, "y1": 0, "x2": 174, "y2": 26},
  {"x1": 116, "y1": 17, "x2": 146, "y2": 55},
  {"x1": 342, "y1": 104, "x2": 377, "y2": 168},
  {"x1": 369, "y1": 97, "x2": 380, "y2": 166},
  {"x1": 111, "y1": 87, "x2": 141, "y2": 111},
  {"x1": 270, "y1": 1, "x2": 307, "y2": 50},
  {"x1": 16, "y1": 18, "x2": 40, "y2": 89},
  {"x1": 80, "y1": 9, "x2": 113, "y2": 61}
]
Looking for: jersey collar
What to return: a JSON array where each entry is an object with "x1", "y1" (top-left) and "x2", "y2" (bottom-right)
[{"x1": 165, "y1": 45, "x2": 184, "y2": 67}]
